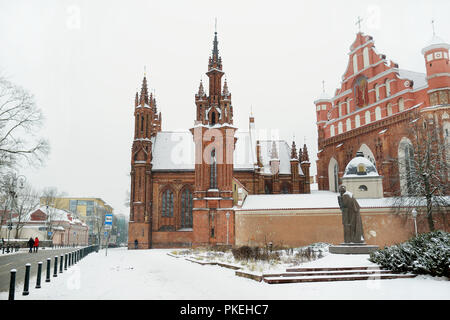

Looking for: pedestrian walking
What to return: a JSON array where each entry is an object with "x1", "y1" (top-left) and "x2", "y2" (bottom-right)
[
  {"x1": 33, "y1": 237, "x2": 39, "y2": 253},
  {"x1": 27, "y1": 237, "x2": 34, "y2": 253}
]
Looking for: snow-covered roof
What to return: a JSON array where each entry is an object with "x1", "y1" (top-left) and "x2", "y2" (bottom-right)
[
  {"x1": 151, "y1": 131, "x2": 195, "y2": 171},
  {"x1": 237, "y1": 190, "x2": 396, "y2": 210},
  {"x1": 150, "y1": 130, "x2": 295, "y2": 174},
  {"x1": 258, "y1": 140, "x2": 297, "y2": 175},
  {"x1": 421, "y1": 35, "x2": 450, "y2": 54},
  {"x1": 396, "y1": 69, "x2": 427, "y2": 90},
  {"x1": 343, "y1": 154, "x2": 379, "y2": 177}
]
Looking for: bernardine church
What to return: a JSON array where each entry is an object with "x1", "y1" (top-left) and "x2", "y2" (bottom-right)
[{"x1": 128, "y1": 31, "x2": 312, "y2": 249}]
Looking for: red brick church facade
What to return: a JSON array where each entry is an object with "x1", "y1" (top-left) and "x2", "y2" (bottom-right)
[
  {"x1": 315, "y1": 31, "x2": 449, "y2": 196},
  {"x1": 128, "y1": 32, "x2": 311, "y2": 249}
]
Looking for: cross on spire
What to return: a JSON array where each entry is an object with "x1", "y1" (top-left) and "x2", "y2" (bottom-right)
[{"x1": 356, "y1": 16, "x2": 363, "y2": 33}]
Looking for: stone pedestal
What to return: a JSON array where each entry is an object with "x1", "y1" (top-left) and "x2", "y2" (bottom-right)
[{"x1": 329, "y1": 243, "x2": 379, "y2": 254}]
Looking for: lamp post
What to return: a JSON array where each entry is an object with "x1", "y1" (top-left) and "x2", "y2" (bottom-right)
[
  {"x1": 225, "y1": 212, "x2": 230, "y2": 245},
  {"x1": 412, "y1": 208, "x2": 418, "y2": 237}
]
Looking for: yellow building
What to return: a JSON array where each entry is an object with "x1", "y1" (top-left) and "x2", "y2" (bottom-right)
[
  {"x1": 39, "y1": 197, "x2": 113, "y2": 244},
  {"x1": 39, "y1": 197, "x2": 113, "y2": 221}
]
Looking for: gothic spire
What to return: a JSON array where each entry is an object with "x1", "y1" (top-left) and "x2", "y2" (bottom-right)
[
  {"x1": 222, "y1": 78, "x2": 229, "y2": 97},
  {"x1": 291, "y1": 141, "x2": 298, "y2": 160},
  {"x1": 140, "y1": 75, "x2": 149, "y2": 105},
  {"x1": 301, "y1": 144, "x2": 309, "y2": 162},
  {"x1": 208, "y1": 29, "x2": 222, "y2": 70},
  {"x1": 270, "y1": 141, "x2": 279, "y2": 160},
  {"x1": 197, "y1": 79, "x2": 205, "y2": 97}
]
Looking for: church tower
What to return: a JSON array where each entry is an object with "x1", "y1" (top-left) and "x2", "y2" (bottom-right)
[
  {"x1": 190, "y1": 30, "x2": 237, "y2": 246},
  {"x1": 128, "y1": 73, "x2": 162, "y2": 249}
]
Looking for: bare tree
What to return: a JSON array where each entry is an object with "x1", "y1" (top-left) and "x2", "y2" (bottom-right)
[
  {"x1": 0, "y1": 76, "x2": 50, "y2": 171},
  {"x1": 92, "y1": 203, "x2": 107, "y2": 246},
  {"x1": 12, "y1": 182, "x2": 40, "y2": 239},
  {"x1": 40, "y1": 187, "x2": 67, "y2": 240},
  {"x1": 390, "y1": 115, "x2": 449, "y2": 232}
]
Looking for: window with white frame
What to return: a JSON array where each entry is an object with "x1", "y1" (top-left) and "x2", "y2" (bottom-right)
[{"x1": 365, "y1": 110, "x2": 371, "y2": 124}]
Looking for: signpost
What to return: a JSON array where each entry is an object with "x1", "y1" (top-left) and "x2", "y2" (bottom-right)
[{"x1": 104, "y1": 214, "x2": 113, "y2": 256}]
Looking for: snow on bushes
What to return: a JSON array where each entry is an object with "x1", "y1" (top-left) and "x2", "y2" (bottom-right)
[{"x1": 369, "y1": 230, "x2": 450, "y2": 277}]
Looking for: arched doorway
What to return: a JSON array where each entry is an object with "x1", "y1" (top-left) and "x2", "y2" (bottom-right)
[{"x1": 328, "y1": 157, "x2": 339, "y2": 192}]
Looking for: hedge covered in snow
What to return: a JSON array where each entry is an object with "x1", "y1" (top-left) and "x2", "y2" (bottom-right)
[{"x1": 369, "y1": 230, "x2": 450, "y2": 277}]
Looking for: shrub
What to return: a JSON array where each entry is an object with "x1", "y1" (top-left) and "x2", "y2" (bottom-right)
[
  {"x1": 231, "y1": 245, "x2": 280, "y2": 262},
  {"x1": 369, "y1": 230, "x2": 450, "y2": 277}
]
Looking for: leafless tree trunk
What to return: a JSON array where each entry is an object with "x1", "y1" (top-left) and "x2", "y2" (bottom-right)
[
  {"x1": 0, "y1": 76, "x2": 50, "y2": 171},
  {"x1": 40, "y1": 187, "x2": 67, "y2": 240},
  {"x1": 13, "y1": 183, "x2": 40, "y2": 238}
]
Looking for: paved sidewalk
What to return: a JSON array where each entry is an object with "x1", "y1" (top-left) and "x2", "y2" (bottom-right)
[{"x1": 0, "y1": 247, "x2": 85, "y2": 293}]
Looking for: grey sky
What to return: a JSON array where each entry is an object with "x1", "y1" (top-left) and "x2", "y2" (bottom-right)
[{"x1": 0, "y1": 0, "x2": 449, "y2": 217}]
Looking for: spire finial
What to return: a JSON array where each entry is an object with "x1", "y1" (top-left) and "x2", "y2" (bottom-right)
[
  {"x1": 215, "y1": 17, "x2": 217, "y2": 34},
  {"x1": 431, "y1": 19, "x2": 436, "y2": 37},
  {"x1": 144, "y1": 65, "x2": 147, "y2": 77},
  {"x1": 322, "y1": 80, "x2": 325, "y2": 93},
  {"x1": 356, "y1": 16, "x2": 363, "y2": 33}
]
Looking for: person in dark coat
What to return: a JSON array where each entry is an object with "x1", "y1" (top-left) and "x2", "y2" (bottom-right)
[
  {"x1": 33, "y1": 237, "x2": 39, "y2": 253},
  {"x1": 27, "y1": 237, "x2": 34, "y2": 253}
]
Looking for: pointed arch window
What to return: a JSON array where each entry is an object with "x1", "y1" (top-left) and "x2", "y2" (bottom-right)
[
  {"x1": 398, "y1": 98, "x2": 405, "y2": 112},
  {"x1": 404, "y1": 144, "x2": 415, "y2": 195},
  {"x1": 161, "y1": 189, "x2": 174, "y2": 217},
  {"x1": 180, "y1": 188, "x2": 193, "y2": 228},
  {"x1": 210, "y1": 149, "x2": 217, "y2": 189},
  {"x1": 363, "y1": 47, "x2": 370, "y2": 68},
  {"x1": 355, "y1": 115, "x2": 361, "y2": 128}
]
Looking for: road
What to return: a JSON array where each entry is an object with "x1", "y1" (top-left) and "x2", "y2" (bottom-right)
[{"x1": 0, "y1": 247, "x2": 85, "y2": 293}]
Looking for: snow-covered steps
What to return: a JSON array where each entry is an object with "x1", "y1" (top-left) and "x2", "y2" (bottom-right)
[{"x1": 262, "y1": 267, "x2": 417, "y2": 284}]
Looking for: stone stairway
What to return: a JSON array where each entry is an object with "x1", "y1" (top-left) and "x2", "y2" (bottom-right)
[{"x1": 262, "y1": 266, "x2": 417, "y2": 284}]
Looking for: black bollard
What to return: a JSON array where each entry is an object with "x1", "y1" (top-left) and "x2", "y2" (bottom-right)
[
  {"x1": 45, "y1": 258, "x2": 51, "y2": 282},
  {"x1": 23, "y1": 263, "x2": 31, "y2": 295},
  {"x1": 64, "y1": 253, "x2": 68, "y2": 270},
  {"x1": 53, "y1": 256, "x2": 58, "y2": 277},
  {"x1": 36, "y1": 262, "x2": 42, "y2": 288},
  {"x1": 8, "y1": 269, "x2": 16, "y2": 300},
  {"x1": 59, "y1": 255, "x2": 63, "y2": 273}
]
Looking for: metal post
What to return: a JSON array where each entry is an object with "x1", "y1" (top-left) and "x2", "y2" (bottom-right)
[
  {"x1": 8, "y1": 269, "x2": 16, "y2": 301},
  {"x1": 23, "y1": 263, "x2": 31, "y2": 295},
  {"x1": 36, "y1": 262, "x2": 42, "y2": 288},
  {"x1": 59, "y1": 254, "x2": 63, "y2": 273},
  {"x1": 226, "y1": 212, "x2": 230, "y2": 245},
  {"x1": 53, "y1": 256, "x2": 58, "y2": 277},
  {"x1": 64, "y1": 253, "x2": 68, "y2": 270},
  {"x1": 45, "y1": 258, "x2": 51, "y2": 282}
]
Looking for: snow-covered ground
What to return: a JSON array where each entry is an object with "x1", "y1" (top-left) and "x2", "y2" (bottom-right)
[{"x1": 1, "y1": 247, "x2": 448, "y2": 300}]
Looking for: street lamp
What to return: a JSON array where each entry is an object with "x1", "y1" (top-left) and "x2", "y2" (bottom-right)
[
  {"x1": 412, "y1": 208, "x2": 418, "y2": 237},
  {"x1": 225, "y1": 212, "x2": 230, "y2": 245}
]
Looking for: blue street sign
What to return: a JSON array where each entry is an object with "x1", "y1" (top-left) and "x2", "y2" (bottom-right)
[{"x1": 105, "y1": 214, "x2": 113, "y2": 225}]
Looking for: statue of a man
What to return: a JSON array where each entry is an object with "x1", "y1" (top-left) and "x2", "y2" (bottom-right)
[{"x1": 338, "y1": 185, "x2": 365, "y2": 243}]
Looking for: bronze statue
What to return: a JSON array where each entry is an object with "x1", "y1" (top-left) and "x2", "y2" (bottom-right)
[{"x1": 338, "y1": 185, "x2": 365, "y2": 243}]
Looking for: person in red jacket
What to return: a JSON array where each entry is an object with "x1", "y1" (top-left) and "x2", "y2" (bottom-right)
[{"x1": 33, "y1": 237, "x2": 39, "y2": 253}]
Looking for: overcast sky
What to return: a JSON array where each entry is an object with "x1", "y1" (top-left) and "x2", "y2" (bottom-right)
[{"x1": 0, "y1": 0, "x2": 449, "y2": 217}]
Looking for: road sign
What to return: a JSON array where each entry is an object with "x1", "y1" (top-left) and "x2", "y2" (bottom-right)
[
  {"x1": 104, "y1": 231, "x2": 108, "y2": 237},
  {"x1": 104, "y1": 224, "x2": 112, "y2": 230},
  {"x1": 105, "y1": 214, "x2": 113, "y2": 225}
]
